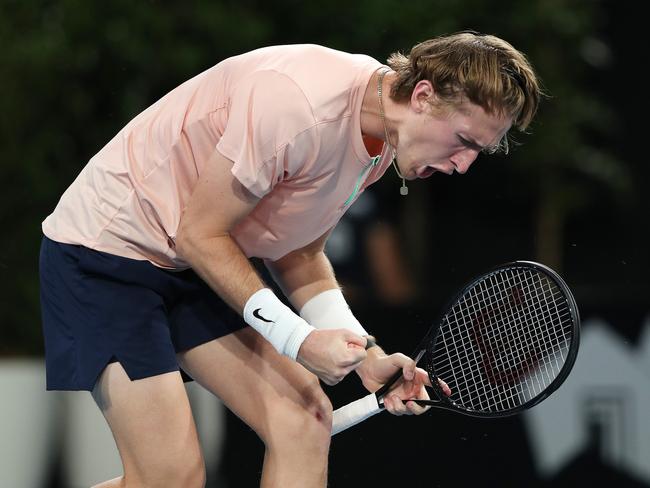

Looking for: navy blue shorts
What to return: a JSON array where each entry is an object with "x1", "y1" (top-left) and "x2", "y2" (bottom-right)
[{"x1": 39, "y1": 236, "x2": 247, "y2": 391}]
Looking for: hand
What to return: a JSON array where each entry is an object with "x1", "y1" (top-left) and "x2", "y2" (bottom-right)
[
  {"x1": 296, "y1": 329, "x2": 368, "y2": 385},
  {"x1": 358, "y1": 351, "x2": 451, "y2": 416}
]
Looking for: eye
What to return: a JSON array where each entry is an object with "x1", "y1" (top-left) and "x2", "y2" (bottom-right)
[
  {"x1": 457, "y1": 136, "x2": 471, "y2": 149},
  {"x1": 458, "y1": 136, "x2": 483, "y2": 152}
]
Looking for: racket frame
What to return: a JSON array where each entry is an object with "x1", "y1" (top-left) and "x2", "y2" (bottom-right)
[{"x1": 373, "y1": 260, "x2": 581, "y2": 418}]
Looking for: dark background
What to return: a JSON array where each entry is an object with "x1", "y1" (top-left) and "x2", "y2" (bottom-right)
[{"x1": 1, "y1": 0, "x2": 647, "y2": 486}]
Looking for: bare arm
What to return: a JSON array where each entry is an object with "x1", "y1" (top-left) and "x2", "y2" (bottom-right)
[
  {"x1": 267, "y1": 227, "x2": 438, "y2": 408},
  {"x1": 175, "y1": 149, "x2": 263, "y2": 314},
  {"x1": 176, "y1": 150, "x2": 366, "y2": 384},
  {"x1": 265, "y1": 229, "x2": 338, "y2": 311}
]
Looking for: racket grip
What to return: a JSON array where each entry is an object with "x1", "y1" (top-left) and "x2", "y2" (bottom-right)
[{"x1": 331, "y1": 393, "x2": 382, "y2": 436}]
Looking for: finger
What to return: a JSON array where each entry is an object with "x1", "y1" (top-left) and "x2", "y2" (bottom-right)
[
  {"x1": 404, "y1": 381, "x2": 428, "y2": 402},
  {"x1": 383, "y1": 396, "x2": 403, "y2": 416},
  {"x1": 385, "y1": 395, "x2": 409, "y2": 416},
  {"x1": 402, "y1": 363, "x2": 416, "y2": 382},
  {"x1": 438, "y1": 378, "x2": 452, "y2": 396},
  {"x1": 344, "y1": 331, "x2": 366, "y2": 348},
  {"x1": 405, "y1": 384, "x2": 431, "y2": 415},
  {"x1": 405, "y1": 399, "x2": 429, "y2": 415},
  {"x1": 414, "y1": 368, "x2": 431, "y2": 387},
  {"x1": 387, "y1": 353, "x2": 416, "y2": 381},
  {"x1": 416, "y1": 382, "x2": 430, "y2": 401}
]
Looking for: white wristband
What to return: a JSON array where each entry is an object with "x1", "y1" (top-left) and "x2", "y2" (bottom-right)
[
  {"x1": 299, "y1": 289, "x2": 368, "y2": 337},
  {"x1": 243, "y1": 288, "x2": 315, "y2": 360}
]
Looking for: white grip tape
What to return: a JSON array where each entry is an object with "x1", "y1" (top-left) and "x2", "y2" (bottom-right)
[
  {"x1": 243, "y1": 288, "x2": 315, "y2": 361},
  {"x1": 331, "y1": 393, "x2": 382, "y2": 436},
  {"x1": 299, "y1": 289, "x2": 368, "y2": 336}
]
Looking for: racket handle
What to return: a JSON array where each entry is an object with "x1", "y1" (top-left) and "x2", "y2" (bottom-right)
[{"x1": 331, "y1": 393, "x2": 382, "y2": 436}]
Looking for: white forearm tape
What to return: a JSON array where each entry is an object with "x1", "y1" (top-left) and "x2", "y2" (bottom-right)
[
  {"x1": 243, "y1": 288, "x2": 315, "y2": 360},
  {"x1": 299, "y1": 289, "x2": 368, "y2": 336}
]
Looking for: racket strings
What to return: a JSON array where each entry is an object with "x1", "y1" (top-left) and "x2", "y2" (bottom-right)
[
  {"x1": 428, "y1": 268, "x2": 575, "y2": 413},
  {"x1": 483, "y1": 272, "x2": 566, "y2": 386},
  {"x1": 461, "y1": 270, "x2": 570, "y2": 408},
  {"x1": 448, "y1": 272, "x2": 569, "y2": 410},
  {"x1": 439, "y1": 273, "x2": 568, "y2": 382}
]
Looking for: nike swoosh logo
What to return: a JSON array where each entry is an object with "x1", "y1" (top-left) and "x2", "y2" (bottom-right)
[{"x1": 253, "y1": 308, "x2": 274, "y2": 323}]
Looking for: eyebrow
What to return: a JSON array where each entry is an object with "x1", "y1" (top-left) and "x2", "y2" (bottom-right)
[{"x1": 460, "y1": 134, "x2": 502, "y2": 154}]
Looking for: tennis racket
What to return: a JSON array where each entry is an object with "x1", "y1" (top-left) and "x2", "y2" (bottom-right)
[{"x1": 332, "y1": 261, "x2": 580, "y2": 435}]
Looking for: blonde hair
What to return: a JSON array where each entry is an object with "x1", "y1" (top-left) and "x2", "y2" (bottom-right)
[{"x1": 388, "y1": 31, "x2": 542, "y2": 152}]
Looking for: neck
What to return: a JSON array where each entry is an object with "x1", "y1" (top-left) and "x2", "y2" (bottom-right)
[
  {"x1": 360, "y1": 69, "x2": 396, "y2": 142},
  {"x1": 377, "y1": 69, "x2": 397, "y2": 151},
  {"x1": 372, "y1": 69, "x2": 409, "y2": 195}
]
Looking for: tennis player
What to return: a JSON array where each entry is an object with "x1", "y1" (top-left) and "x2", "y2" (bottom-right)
[{"x1": 40, "y1": 32, "x2": 541, "y2": 487}]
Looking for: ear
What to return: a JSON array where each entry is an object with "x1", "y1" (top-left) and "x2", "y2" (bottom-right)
[{"x1": 410, "y1": 80, "x2": 434, "y2": 113}]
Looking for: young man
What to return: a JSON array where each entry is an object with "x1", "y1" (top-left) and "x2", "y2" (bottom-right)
[{"x1": 40, "y1": 31, "x2": 541, "y2": 487}]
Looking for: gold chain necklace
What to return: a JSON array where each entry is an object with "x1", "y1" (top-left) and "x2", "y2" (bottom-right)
[{"x1": 377, "y1": 69, "x2": 408, "y2": 196}]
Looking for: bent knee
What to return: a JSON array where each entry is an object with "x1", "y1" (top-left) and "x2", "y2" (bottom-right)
[
  {"x1": 262, "y1": 384, "x2": 333, "y2": 444},
  {"x1": 301, "y1": 380, "x2": 333, "y2": 425}
]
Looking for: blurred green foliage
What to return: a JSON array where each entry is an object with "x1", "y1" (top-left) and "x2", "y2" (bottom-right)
[{"x1": 0, "y1": 0, "x2": 636, "y2": 354}]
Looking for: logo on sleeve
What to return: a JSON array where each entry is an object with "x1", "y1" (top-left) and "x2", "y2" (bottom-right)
[{"x1": 253, "y1": 308, "x2": 274, "y2": 323}]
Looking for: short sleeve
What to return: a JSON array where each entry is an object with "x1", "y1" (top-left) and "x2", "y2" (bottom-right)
[{"x1": 216, "y1": 70, "x2": 319, "y2": 198}]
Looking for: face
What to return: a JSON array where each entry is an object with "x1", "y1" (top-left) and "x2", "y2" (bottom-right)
[{"x1": 394, "y1": 81, "x2": 513, "y2": 179}]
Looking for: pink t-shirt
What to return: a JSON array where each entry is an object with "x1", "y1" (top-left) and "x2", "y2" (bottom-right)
[{"x1": 42, "y1": 44, "x2": 393, "y2": 267}]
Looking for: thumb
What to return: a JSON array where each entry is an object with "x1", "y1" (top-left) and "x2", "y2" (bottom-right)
[
  {"x1": 344, "y1": 331, "x2": 366, "y2": 349},
  {"x1": 389, "y1": 353, "x2": 416, "y2": 381}
]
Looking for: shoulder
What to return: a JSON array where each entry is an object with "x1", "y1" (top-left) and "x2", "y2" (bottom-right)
[
  {"x1": 225, "y1": 44, "x2": 381, "y2": 101},
  {"x1": 227, "y1": 69, "x2": 317, "y2": 136}
]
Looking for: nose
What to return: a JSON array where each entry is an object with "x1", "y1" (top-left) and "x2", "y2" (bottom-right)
[{"x1": 450, "y1": 148, "x2": 479, "y2": 174}]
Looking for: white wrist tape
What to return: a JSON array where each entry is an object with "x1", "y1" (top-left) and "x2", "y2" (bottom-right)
[
  {"x1": 299, "y1": 289, "x2": 368, "y2": 336},
  {"x1": 243, "y1": 288, "x2": 315, "y2": 361}
]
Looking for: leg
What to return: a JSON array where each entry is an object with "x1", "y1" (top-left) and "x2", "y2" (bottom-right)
[
  {"x1": 90, "y1": 363, "x2": 206, "y2": 488},
  {"x1": 178, "y1": 327, "x2": 333, "y2": 488}
]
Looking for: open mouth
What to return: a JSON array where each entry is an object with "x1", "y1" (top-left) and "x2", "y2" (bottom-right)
[{"x1": 417, "y1": 166, "x2": 438, "y2": 178}]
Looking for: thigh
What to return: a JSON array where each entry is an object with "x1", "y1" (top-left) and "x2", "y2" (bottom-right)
[
  {"x1": 177, "y1": 327, "x2": 332, "y2": 439},
  {"x1": 92, "y1": 362, "x2": 202, "y2": 482}
]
